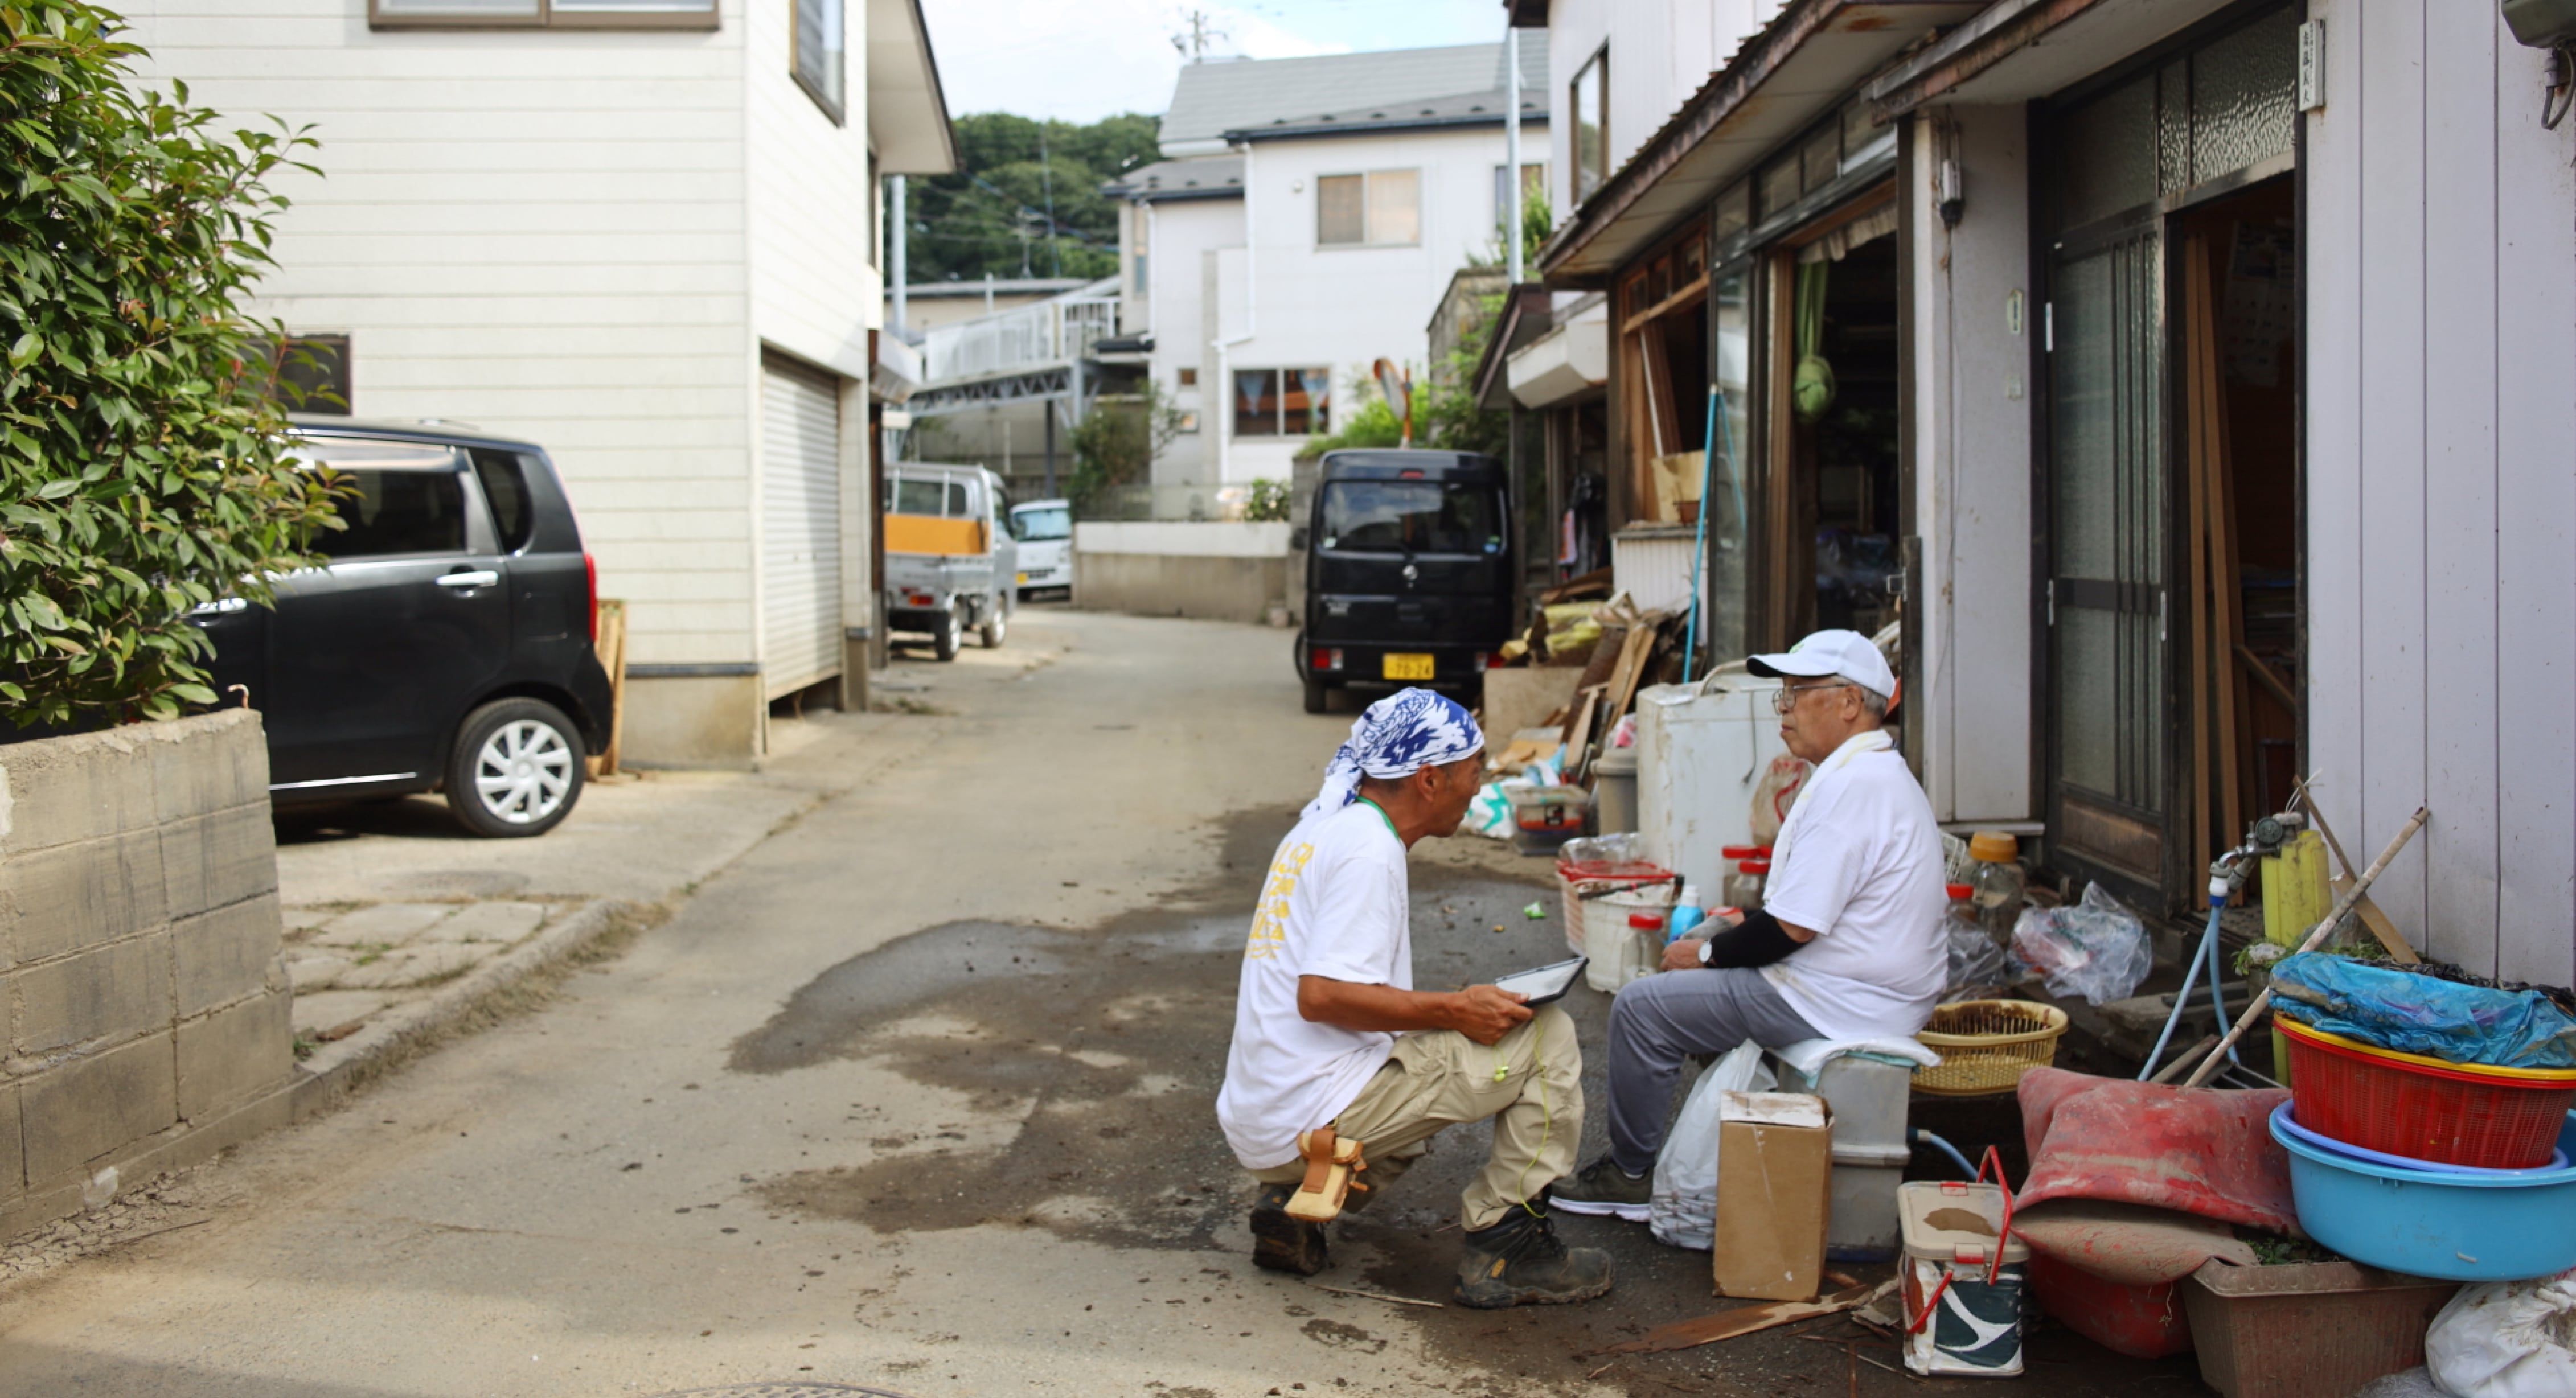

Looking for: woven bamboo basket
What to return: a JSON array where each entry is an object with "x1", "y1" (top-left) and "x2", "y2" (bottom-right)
[{"x1": 1913, "y1": 1000, "x2": 2071, "y2": 1096}]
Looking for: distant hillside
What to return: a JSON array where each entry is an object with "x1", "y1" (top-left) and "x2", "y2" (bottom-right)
[{"x1": 906, "y1": 112, "x2": 1162, "y2": 283}]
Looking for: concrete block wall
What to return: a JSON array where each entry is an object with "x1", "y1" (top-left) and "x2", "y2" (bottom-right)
[
  {"x1": 1072, "y1": 521, "x2": 1293, "y2": 626},
  {"x1": 0, "y1": 709, "x2": 294, "y2": 1237}
]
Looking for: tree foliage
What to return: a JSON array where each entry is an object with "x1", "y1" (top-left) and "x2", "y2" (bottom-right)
[
  {"x1": 905, "y1": 112, "x2": 1162, "y2": 283},
  {"x1": 0, "y1": 2, "x2": 335, "y2": 728},
  {"x1": 1066, "y1": 381, "x2": 1184, "y2": 512}
]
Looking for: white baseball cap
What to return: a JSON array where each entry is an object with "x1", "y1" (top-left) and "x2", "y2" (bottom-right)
[{"x1": 1746, "y1": 628, "x2": 1897, "y2": 702}]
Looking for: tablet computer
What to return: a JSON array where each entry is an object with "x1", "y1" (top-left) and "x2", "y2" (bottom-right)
[{"x1": 1492, "y1": 956, "x2": 1588, "y2": 1006}]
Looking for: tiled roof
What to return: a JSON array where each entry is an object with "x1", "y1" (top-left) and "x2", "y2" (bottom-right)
[
  {"x1": 1160, "y1": 42, "x2": 1549, "y2": 150},
  {"x1": 1098, "y1": 155, "x2": 1245, "y2": 200}
]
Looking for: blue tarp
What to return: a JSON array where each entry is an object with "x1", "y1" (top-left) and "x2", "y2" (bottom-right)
[{"x1": 2270, "y1": 954, "x2": 2576, "y2": 1072}]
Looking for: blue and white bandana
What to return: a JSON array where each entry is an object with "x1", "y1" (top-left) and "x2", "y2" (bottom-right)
[{"x1": 1302, "y1": 687, "x2": 1486, "y2": 821}]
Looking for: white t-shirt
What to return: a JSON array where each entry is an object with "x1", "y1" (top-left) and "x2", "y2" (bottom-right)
[
  {"x1": 1216, "y1": 801, "x2": 1412, "y2": 1170},
  {"x1": 1754, "y1": 731, "x2": 1949, "y2": 1042}
]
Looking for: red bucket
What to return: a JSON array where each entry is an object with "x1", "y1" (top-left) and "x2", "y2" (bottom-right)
[{"x1": 2279, "y1": 1016, "x2": 2576, "y2": 1170}]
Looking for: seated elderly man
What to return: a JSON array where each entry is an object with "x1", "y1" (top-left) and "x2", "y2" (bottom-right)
[
  {"x1": 1551, "y1": 630, "x2": 1947, "y2": 1220},
  {"x1": 1217, "y1": 688, "x2": 1612, "y2": 1309}
]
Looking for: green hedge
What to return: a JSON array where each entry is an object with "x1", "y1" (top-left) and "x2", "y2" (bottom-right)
[{"x1": 0, "y1": 2, "x2": 335, "y2": 728}]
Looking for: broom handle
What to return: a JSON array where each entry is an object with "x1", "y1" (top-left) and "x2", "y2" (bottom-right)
[{"x1": 2181, "y1": 805, "x2": 2429, "y2": 1089}]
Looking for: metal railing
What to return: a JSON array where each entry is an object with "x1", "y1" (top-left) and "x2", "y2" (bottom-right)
[{"x1": 921, "y1": 296, "x2": 1121, "y2": 383}]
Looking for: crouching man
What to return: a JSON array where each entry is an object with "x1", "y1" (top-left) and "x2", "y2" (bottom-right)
[
  {"x1": 1551, "y1": 631, "x2": 1948, "y2": 1220},
  {"x1": 1217, "y1": 688, "x2": 1611, "y2": 1309}
]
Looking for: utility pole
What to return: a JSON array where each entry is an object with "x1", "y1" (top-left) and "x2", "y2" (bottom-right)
[
  {"x1": 1504, "y1": 26, "x2": 1524, "y2": 285},
  {"x1": 889, "y1": 174, "x2": 909, "y2": 336},
  {"x1": 1170, "y1": 9, "x2": 1226, "y2": 62},
  {"x1": 1037, "y1": 128, "x2": 1063, "y2": 278}
]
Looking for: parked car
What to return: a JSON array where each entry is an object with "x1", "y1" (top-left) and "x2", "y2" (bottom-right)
[
  {"x1": 191, "y1": 418, "x2": 613, "y2": 837},
  {"x1": 1291, "y1": 449, "x2": 1516, "y2": 714},
  {"x1": 1008, "y1": 496, "x2": 1073, "y2": 599},
  {"x1": 883, "y1": 462, "x2": 1017, "y2": 660}
]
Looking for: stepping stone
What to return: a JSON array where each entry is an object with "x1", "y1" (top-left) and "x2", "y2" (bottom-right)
[
  {"x1": 414, "y1": 901, "x2": 547, "y2": 945},
  {"x1": 335, "y1": 941, "x2": 493, "y2": 990},
  {"x1": 313, "y1": 903, "x2": 457, "y2": 948}
]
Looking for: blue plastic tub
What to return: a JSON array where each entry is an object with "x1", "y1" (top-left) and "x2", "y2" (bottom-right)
[
  {"x1": 2271, "y1": 1105, "x2": 2576, "y2": 1281},
  {"x1": 2273, "y1": 1101, "x2": 2570, "y2": 1174}
]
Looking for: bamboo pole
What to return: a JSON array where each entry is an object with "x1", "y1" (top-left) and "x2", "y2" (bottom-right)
[{"x1": 2181, "y1": 806, "x2": 2430, "y2": 1088}]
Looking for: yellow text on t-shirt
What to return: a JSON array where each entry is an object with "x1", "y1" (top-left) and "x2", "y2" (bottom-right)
[{"x1": 1243, "y1": 841, "x2": 1314, "y2": 960}]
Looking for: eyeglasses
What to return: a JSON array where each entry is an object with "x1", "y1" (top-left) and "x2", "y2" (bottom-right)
[{"x1": 1770, "y1": 681, "x2": 1853, "y2": 715}]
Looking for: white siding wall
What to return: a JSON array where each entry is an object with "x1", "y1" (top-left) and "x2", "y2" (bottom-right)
[
  {"x1": 746, "y1": 0, "x2": 881, "y2": 378},
  {"x1": 2306, "y1": 0, "x2": 2576, "y2": 984},
  {"x1": 1142, "y1": 195, "x2": 1237, "y2": 484},
  {"x1": 1220, "y1": 126, "x2": 1521, "y2": 484},
  {"x1": 122, "y1": 2, "x2": 756, "y2": 669},
  {"x1": 1909, "y1": 106, "x2": 2037, "y2": 825},
  {"x1": 1543, "y1": 0, "x2": 1770, "y2": 221}
]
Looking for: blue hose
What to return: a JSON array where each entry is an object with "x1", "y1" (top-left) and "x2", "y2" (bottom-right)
[
  {"x1": 1681, "y1": 385, "x2": 1719, "y2": 684},
  {"x1": 2141, "y1": 900, "x2": 2234, "y2": 1080},
  {"x1": 1912, "y1": 1128, "x2": 1978, "y2": 1181}
]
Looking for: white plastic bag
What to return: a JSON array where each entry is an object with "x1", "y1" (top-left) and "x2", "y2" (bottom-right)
[
  {"x1": 1749, "y1": 755, "x2": 1811, "y2": 845},
  {"x1": 1944, "y1": 920, "x2": 2011, "y2": 999},
  {"x1": 1647, "y1": 1039, "x2": 1775, "y2": 1250},
  {"x1": 2009, "y1": 882, "x2": 2153, "y2": 1006},
  {"x1": 1465, "y1": 778, "x2": 1530, "y2": 841},
  {"x1": 2426, "y1": 1267, "x2": 2576, "y2": 1398}
]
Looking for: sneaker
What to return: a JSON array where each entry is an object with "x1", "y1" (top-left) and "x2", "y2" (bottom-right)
[
  {"x1": 1454, "y1": 1203, "x2": 1614, "y2": 1309},
  {"x1": 1248, "y1": 1183, "x2": 1329, "y2": 1276},
  {"x1": 1548, "y1": 1155, "x2": 1653, "y2": 1222}
]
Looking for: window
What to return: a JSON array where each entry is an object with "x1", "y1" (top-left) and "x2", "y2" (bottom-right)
[
  {"x1": 892, "y1": 476, "x2": 947, "y2": 515},
  {"x1": 1494, "y1": 162, "x2": 1548, "y2": 231},
  {"x1": 1134, "y1": 253, "x2": 1149, "y2": 287},
  {"x1": 793, "y1": 0, "x2": 846, "y2": 122},
  {"x1": 1571, "y1": 47, "x2": 1608, "y2": 203},
  {"x1": 1315, "y1": 170, "x2": 1420, "y2": 247},
  {"x1": 370, "y1": 0, "x2": 715, "y2": 27},
  {"x1": 1233, "y1": 368, "x2": 1331, "y2": 437},
  {"x1": 1320, "y1": 481, "x2": 1500, "y2": 555},
  {"x1": 1177, "y1": 367, "x2": 1197, "y2": 387},
  {"x1": 1013, "y1": 506, "x2": 1072, "y2": 541},
  {"x1": 296, "y1": 441, "x2": 472, "y2": 558},
  {"x1": 470, "y1": 449, "x2": 538, "y2": 553}
]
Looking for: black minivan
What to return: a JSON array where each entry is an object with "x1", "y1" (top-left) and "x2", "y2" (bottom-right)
[
  {"x1": 1292, "y1": 449, "x2": 1516, "y2": 714},
  {"x1": 192, "y1": 419, "x2": 614, "y2": 837}
]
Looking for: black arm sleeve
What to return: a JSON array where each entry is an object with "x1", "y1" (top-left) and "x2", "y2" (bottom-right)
[{"x1": 1697, "y1": 906, "x2": 1802, "y2": 969}]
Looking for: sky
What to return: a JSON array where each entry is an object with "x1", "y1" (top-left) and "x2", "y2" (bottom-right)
[{"x1": 920, "y1": 1, "x2": 1517, "y2": 124}]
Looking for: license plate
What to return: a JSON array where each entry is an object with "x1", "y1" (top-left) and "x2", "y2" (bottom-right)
[{"x1": 1382, "y1": 652, "x2": 1435, "y2": 681}]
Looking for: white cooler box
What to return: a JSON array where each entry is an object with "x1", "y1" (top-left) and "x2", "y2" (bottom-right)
[
  {"x1": 1634, "y1": 663, "x2": 1792, "y2": 897},
  {"x1": 1775, "y1": 1050, "x2": 1918, "y2": 1262}
]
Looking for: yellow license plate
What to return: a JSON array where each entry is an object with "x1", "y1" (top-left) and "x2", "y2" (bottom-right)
[{"x1": 1382, "y1": 652, "x2": 1435, "y2": 681}]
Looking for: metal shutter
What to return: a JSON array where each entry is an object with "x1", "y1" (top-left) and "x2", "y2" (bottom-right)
[{"x1": 760, "y1": 356, "x2": 842, "y2": 698}]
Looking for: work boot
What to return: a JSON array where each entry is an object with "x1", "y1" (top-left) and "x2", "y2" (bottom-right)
[
  {"x1": 1547, "y1": 1154, "x2": 1654, "y2": 1222},
  {"x1": 1248, "y1": 1182, "x2": 1329, "y2": 1276},
  {"x1": 1454, "y1": 1202, "x2": 1614, "y2": 1309}
]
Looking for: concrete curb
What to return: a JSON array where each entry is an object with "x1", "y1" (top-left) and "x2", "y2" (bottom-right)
[{"x1": 289, "y1": 898, "x2": 634, "y2": 1120}]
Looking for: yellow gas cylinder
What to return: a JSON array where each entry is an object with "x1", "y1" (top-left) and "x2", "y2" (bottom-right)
[{"x1": 2261, "y1": 828, "x2": 2331, "y2": 947}]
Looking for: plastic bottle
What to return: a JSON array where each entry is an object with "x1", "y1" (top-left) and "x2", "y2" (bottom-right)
[
  {"x1": 1968, "y1": 830, "x2": 2025, "y2": 948},
  {"x1": 1624, "y1": 910, "x2": 1667, "y2": 984},
  {"x1": 1721, "y1": 858, "x2": 1770, "y2": 911},
  {"x1": 1668, "y1": 883, "x2": 1705, "y2": 941},
  {"x1": 1945, "y1": 881, "x2": 1979, "y2": 935}
]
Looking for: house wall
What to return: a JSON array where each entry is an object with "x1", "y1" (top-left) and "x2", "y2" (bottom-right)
[
  {"x1": 1906, "y1": 105, "x2": 2036, "y2": 826},
  {"x1": 1139, "y1": 195, "x2": 1238, "y2": 485},
  {"x1": 122, "y1": 5, "x2": 754, "y2": 682},
  {"x1": 1220, "y1": 125, "x2": 1528, "y2": 483},
  {"x1": 2304, "y1": 0, "x2": 2576, "y2": 984},
  {"x1": 1541, "y1": 0, "x2": 1770, "y2": 219}
]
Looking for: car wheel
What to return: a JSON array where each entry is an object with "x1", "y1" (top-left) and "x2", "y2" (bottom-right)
[
  {"x1": 980, "y1": 594, "x2": 1007, "y2": 648},
  {"x1": 1303, "y1": 676, "x2": 1330, "y2": 714},
  {"x1": 933, "y1": 605, "x2": 963, "y2": 661},
  {"x1": 445, "y1": 697, "x2": 585, "y2": 838}
]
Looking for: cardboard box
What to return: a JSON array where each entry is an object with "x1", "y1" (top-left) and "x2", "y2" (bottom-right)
[{"x1": 1713, "y1": 1090, "x2": 1833, "y2": 1300}]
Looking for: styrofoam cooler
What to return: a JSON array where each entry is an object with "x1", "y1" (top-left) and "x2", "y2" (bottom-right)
[
  {"x1": 1634, "y1": 664, "x2": 1792, "y2": 898},
  {"x1": 1777, "y1": 1050, "x2": 1919, "y2": 1261}
]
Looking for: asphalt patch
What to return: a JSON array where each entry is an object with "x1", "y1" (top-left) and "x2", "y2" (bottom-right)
[{"x1": 728, "y1": 811, "x2": 2196, "y2": 1395}]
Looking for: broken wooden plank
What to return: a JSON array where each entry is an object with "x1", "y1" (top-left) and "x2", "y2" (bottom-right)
[
  {"x1": 2300, "y1": 787, "x2": 2421, "y2": 964},
  {"x1": 1584, "y1": 1278, "x2": 1898, "y2": 1356}
]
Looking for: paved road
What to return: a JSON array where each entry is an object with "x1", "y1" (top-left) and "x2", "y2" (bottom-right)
[{"x1": 0, "y1": 609, "x2": 2195, "y2": 1398}]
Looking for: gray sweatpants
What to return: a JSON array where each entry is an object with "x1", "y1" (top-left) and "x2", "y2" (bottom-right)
[{"x1": 1604, "y1": 967, "x2": 1822, "y2": 1176}]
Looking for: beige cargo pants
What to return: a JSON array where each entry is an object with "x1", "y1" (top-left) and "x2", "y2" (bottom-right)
[{"x1": 1252, "y1": 1004, "x2": 1583, "y2": 1232}]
